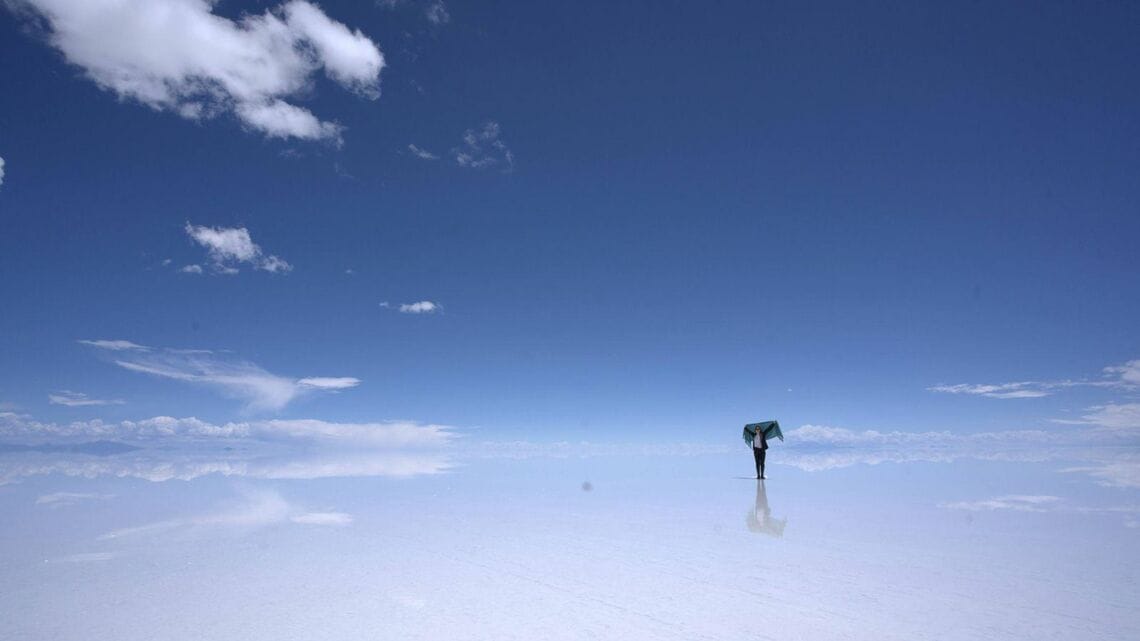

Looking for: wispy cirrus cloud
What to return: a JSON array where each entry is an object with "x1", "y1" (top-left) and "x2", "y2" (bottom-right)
[
  {"x1": 0, "y1": 155, "x2": 5, "y2": 188},
  {"x1": 407, "y1": 143, "x2": 438, "y2": 160},
  {"x1": 927, "y1": 383, "x2": 1053, "y2": 399},
  {"x1": 5, "y1": 0, "x2": 384, "y2": 142},
  {"x1": 1054, "y1": 403, "x2": 1140, "y2": 432},
  {"x1": 77, "y1": 339, "x2": 148, "y2": 351},
  {"x1": 184, "y1": 223, "x2": 292, "y2": 275},
  {"x1": 48, "y1": 390, "x2": 125, "y2": 407},
  {"x1": 929, "y1": 359, "x2": 1139, "y2": 399},
  {"x1": 80, "y1": 339, "x2": 357, "y2": 411}
]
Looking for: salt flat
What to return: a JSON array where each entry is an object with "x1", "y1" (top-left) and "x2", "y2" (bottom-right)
[{"x1": 1, "y1": 449, "x2": 1136, "y2": 640}]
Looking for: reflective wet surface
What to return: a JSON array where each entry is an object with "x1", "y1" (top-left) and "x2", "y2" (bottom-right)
[{"x1": 1, "y1": 447, "x2": 1137, "y2": 640}]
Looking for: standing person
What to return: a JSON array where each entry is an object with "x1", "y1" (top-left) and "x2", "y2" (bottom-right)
[
  {"x1": 753, "y1": 427, "x2": 768, "y2": 479},
  {"x1": 743, "y1": 420, "x2": 782, "y2": 479}
]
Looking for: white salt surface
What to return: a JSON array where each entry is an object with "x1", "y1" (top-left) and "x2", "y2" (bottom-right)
[{"x1": 0, "y1": 451, "x2": 1136, "y2": 640}]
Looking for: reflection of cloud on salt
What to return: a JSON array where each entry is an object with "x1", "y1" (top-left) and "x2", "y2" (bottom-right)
[
  {"x1": 46, "y1": 552, "x2": 119, "y2": 563},
  {"x1": 0, "y1": 448, "x2": 453, "y2": 484},
  {"x1": 941, "y1": 495, "x2": 1062, "y2": 512},
  {"x1": 774, "y1": 425, "x2": 1140, "y2": 490},
  {"x1": 1062, "y1": 452, "x2": 1140, "y2": 488},
  {"x1": 0, "y1": 412, "x2": 453, "y2": 449},
  {"x1": 101, "y1": 488, "x2": 350, "y2": 541},
  {"x1": 939, "y1": 494, "x2": 1140, "y2": 528},
  {"x1": 36, "y1": 491, "x2": 114, "y2": 507},
  {"x1": 461, "y1": 425, "x2": 1140, "y2": 490}
]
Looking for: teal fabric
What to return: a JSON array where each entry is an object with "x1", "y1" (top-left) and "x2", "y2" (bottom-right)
[{"x1": 743, "y1": 421, "x2": 783, "y2": 446}]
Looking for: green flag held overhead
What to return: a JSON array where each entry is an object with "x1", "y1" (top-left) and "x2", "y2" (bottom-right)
[{"x1": 743, "y1": 421, "x2": 783, "y2": 447}]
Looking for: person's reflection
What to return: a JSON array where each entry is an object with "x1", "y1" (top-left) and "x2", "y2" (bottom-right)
[{"x1": 746, "y1": 480, "x2": 787, "y2": 537}]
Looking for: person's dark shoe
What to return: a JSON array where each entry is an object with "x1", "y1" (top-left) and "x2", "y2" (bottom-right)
[{"x1": 760, "y1": 476, "x2": 766, "y2": 480}]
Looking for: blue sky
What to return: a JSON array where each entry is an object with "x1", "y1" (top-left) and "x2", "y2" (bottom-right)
[{"x1": 1, "y1": 0, "x2": 1138, "y2": 441}]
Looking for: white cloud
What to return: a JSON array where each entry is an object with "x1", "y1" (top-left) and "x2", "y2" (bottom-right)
[
  {"x1": 407, "y1": 143, "x2": 437, "y2": 160},
  {"x1": 84, "y1": 343, "x2": 357, "y2": 411},
  {"x1": 928, "y1": 383, "x2": 1052, "y2": 399},
  {"x1": 1055, "y1": 403, "x2": 1140, "y2": 432},
  {"x1": 297, "y1": 377, "x2": 361, "y2": 390},
  {"x1": 77, "y1": 339, "x2": 149, "y2": 351},
  {"x1": 1104, "y1": 360, "x2": 1140, "y2": 386},
  {"x1": 7, "y1": 0, "x2": 384, "y2": 142},
  {"x1": 184, "y1": 223, "x2": 292, "y2": 275},
  {"x1": 0, "y1": 155, "x2": 5, "y2": 188},
  {"x1": 180, "y1": 264, "x2": 204, "y2": 274},
  {"x1": 48, "y1": 390, "x2": 125, "y2": 407},
  {"x1": 930, "y1": 358, "x2": 1139, "y2": 400},
  {"x1": 453, "y1": 121, "x2": 513, "y2": 171},
  {"x1": 390, "y1": 300, "x2": 439, "y2": 314}
]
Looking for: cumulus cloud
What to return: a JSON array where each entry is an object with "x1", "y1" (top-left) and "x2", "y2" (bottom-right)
[
  {"x1": 49, "y1": 390, "x2": 125, "y2": 407},
  {"x1": 407, "y1": 143, "x2": 437, "y2": 160},
  {"x1": 399, "y1": 301, "x2": 439, "y2": 314},
  {"x1": 6, "y1": 0, "x2": 384, "y2": 142},
  {"x1": 184, "y1": 223, "x2": 292, "y2": 274},
  {"x1": 1104, "y1": 360, "x2": 1140, "y2": 386},
  {"x1": 453, "y1": 121, "x2": 513, "y2": 171},
  {"x1": 180, "y1": 264, "x2": 204, "y2": 274},
  {"x1": 81, "y1": 340, "x2": 357, "y2": 411}
]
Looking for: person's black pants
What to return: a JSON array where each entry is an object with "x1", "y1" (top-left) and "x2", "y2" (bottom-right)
[{"x1": 753, "y1": 447, "x2": 766, "y2": 478}]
